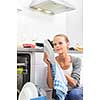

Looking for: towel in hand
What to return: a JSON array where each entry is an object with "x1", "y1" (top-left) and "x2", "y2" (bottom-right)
[
  {"x1": 51, "y1": 62, "x2": 68, "y2": 100},
  {"x1": 44, "y1": 39, "x2": 68, "y2": 100}
]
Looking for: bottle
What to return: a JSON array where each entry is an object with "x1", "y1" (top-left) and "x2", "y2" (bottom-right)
[
  {"x1": 75, "y1": 43, "x2": 83, "y2": 52},
  {"x1": 32, "y1": 40, "x2": 36, "y2": 48}
]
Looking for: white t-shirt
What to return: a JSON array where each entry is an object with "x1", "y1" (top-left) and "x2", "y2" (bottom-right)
[
  {"x1": 63, "y1": 63, "x2": 73, "y2": 90},
  {"x1": 63, "y1": 63, "x2": 73, "y2": 75}
]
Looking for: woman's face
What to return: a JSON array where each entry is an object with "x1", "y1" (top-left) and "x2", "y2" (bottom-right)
[{"x1": 53, "y1": 36, "x2": 69, "y2": 54}]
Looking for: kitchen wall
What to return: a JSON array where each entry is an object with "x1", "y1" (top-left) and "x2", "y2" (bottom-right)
[
  {"x1": 17, "y1": 10, "x2": 67, "y2": 43},
  {"x1": 65, "y1": 0, "x2": 83, "y2": 46},
  {"x1": 17, "y1": 0, "x2": 83, "y2": 47}
]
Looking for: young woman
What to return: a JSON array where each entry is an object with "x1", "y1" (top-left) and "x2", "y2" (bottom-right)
[{"x1": 43, "y1": 34, "x2": 83, "y2": 100}]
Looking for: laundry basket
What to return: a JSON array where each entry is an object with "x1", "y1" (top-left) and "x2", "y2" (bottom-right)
[{"x1": 30, "y1": 96, "x2": 46, "y2": 100}]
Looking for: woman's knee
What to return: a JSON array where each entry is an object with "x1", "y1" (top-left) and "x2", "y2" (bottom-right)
[{"x1": 68, "y1": 88, "x2": 83, "y2": 100}]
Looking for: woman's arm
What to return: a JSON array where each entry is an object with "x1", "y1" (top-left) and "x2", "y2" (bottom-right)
[
  {"x1": 71, "y1": 57, "x2": 81, "y2": 87},
  {"x1": 65, "y1": 57, "x2": 81, "y2": 87},
  {"x1": 43, "y1": 52, "x2": 53, "y2": 89},
  {"x1": 65, "y1": 74, "x2": 77, "y2": 87},
  {"x1": 47, "y1": 64, "x2": 54, "y2": 88}
]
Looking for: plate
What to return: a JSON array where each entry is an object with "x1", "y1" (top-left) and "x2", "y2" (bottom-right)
[
  {"x1": 44, "y1": 39, "x2": 55, "y2": 64},
  {"x1": 18, "y1": 82, "x2": 38, "y2": 100}
]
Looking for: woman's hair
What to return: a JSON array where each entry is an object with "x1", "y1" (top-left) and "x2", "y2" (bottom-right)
[{"x1": 53, "y1": 34, "x2": 69, "y2": 42}]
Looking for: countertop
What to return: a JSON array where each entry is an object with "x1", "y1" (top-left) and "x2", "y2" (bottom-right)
[
  {"x1": 17, "y1": 48, "x2": 44, "y2": 52},
  {"x1": 17, "y1": 48, "x2": 83, "y2": 54}
]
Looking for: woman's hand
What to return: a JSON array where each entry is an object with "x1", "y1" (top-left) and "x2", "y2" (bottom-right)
[
  {"x1": 43, "y1": 52, "x2": 50, "y2": 65},
  {"x1": 65, "y1": 74, "x2": 77, "y2": 87}
]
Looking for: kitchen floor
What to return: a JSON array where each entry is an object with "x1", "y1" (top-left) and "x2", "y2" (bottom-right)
[{"x1": 46, "y1": 90, "x2": 53, "y2": 100}]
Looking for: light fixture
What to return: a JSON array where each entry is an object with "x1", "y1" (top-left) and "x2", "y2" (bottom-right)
[{"x1": 29, "y1": 0, "x2": 75, "y2": 15}]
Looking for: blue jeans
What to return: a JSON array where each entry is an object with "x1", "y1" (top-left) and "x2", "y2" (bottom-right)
[
  {"x1": 54, "y1": 87, "x2": 83, "y2": 100},
  {"x1": 65, "y1": 87, "x2": 83, "y2": 100}
]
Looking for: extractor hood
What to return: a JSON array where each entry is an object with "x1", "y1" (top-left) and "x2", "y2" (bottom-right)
[{"x1": 29, "y1": 0, "x2": 75, "y2": 15}]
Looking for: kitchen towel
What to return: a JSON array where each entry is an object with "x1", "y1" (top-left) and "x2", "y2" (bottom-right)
[
  {"x1": 51, "y1": 62, "x2": 68, "y2": 100},
  {"x1": 44, "y1": 39, "x2": 68, "y2": 100}
]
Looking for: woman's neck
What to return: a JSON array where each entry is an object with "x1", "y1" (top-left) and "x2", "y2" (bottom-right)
[
  {"x1": 58, "y1": 52, "x2": 69, "y2": 60},
  {"x1": 56, "y1": 53, "x2": 71, "y2": 69}
]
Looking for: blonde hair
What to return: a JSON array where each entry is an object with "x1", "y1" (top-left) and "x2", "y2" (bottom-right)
[{"x1": 53, "y1": 34, "x2": 69, "y2": 42}]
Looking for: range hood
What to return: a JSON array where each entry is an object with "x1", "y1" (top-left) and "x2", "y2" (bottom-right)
[{"x1": 29, "y1": 0, "x2": 75, "y2": 15}]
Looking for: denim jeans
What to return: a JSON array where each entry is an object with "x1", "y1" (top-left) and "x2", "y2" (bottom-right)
[
  {"x1": 65, "y1": 87, "x2": 83, "y2": 100},
  {"x1": 54, "y1": 87, "x2": 83, "y2": 100}
]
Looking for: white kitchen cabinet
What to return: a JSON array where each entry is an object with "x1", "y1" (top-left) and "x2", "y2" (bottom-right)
[{"x1": 32, "y1": 52, "x2": 48, "y2": 89}]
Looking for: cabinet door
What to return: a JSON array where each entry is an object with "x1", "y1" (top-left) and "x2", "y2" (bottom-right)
[
  {"x1": 34, "y1": 65, "x2": 48, "y2": 89},
  {"x1": 35, "y1": 52, "x2": 45, "y2": 65}
]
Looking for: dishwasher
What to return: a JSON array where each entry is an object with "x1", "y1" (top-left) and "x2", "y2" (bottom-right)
[{"x1": 17, "y1": 53, "x2": 31, "y2": 98}]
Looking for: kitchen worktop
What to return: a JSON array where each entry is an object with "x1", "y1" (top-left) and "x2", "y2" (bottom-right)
[
  {"x1": 17, "y1": 47, "x2": 44, "y2": 52},
  {"x1": 17, "y1": 48, "x2": 83, "y2": 54}
]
